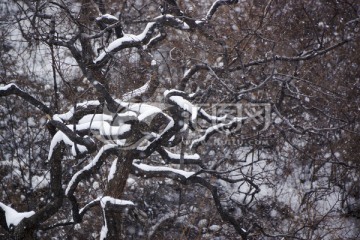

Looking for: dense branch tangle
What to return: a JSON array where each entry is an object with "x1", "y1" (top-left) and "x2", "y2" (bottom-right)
[
  {"x1": 0, "y1": 1, "x2": 252, "y2": 239},
  {"x1": 0, "y1": 0, "x2": 357, "y2": 239}
]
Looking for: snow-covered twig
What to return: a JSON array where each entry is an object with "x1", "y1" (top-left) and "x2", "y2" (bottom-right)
[
  {"x1": 65, "y1": 144, "x2": 118, "y2": 196},
  {"x1": 190, "y1": 118, "x2": 245, "y2": 149},
  {"x1": 157, "y1": 147, "x2": 201, "y2": 165},
  {"x1": 122, "y1": 80, "x2": 151, "y2": 101},
  {"x1": 205, "y1": 0, "x2": 239, "y2": 21},
  {"x1": 132, "y1": 162, "x2": 195, "y2": 179},
  {"x1": 94, "y1": 22, "x2": 157, "y2": 64}
]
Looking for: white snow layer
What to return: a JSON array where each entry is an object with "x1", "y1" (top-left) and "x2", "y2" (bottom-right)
[
  {"x1": 48, "y1": 119, "x2": 132, "y2": 160},
  {"x1": 133, "y1": 163, "x2": 195, "y2": 178},
  {"x1": 65, "y1": 144, "x2": 117, "y2": 195},
  {"x1": 154, "y1": 14, "x2": 190, "y2": 29},
  {"x1": 0, "y1": 83, "x2": 17, "y2": 91},
  {"x1": 97, "y1": 196, "x2": 133, "y2": 240},
  {"x1": 0, "y1": 202, "x2": 35, "y2": 228},
  {"x1": 47, "y1": 130, "x2": 87, "y2": 160},
  {"x1": 54, "y1": 100, "x2": 100, "y2": 122},
  {"x1": 94, "y1": 22, "x2": 156, "y2": 63},
  {"x1": 122, "y1": 80, "x2": 150, "y2": 101},
  {"x1": 164, "y1": 149, "x2": 200, "y2": 160},
  {"x1": 100, "y1": 196, "x2": 134, "y2": 208},
  {"x1": 108, "y1": 158, "x2": 118, "y2": 182},
  {"x1": 96, "y1": 14, "x2": 118, "y2": 21}
]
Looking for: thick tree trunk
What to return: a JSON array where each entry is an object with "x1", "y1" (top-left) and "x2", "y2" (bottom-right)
[{"x1": 104, "y1": 153, "x2": 134, "y2": 239}]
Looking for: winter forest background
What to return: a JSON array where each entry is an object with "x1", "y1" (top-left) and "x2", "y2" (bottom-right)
[{"x1": 0, "y1": 0, "x2": 360, "y2": 239}]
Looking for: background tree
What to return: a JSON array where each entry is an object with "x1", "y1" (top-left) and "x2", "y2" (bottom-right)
[{"x1": 1, "y1": 0, "x2": 360, "y2": 239}]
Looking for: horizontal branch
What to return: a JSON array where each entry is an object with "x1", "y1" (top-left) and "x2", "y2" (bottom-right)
[
  {"x1": 157, "y1": 147, "x2": 202, "y2": 165},
  {"x1": 231, "y1": 39, "x2": 351, "y2": 71},
  {"x1": 132, "y1": 162, "x2": 195, "y2": 180},
  {"x1": 179, "y1": 39, "x2": 350, "y2": 90}
]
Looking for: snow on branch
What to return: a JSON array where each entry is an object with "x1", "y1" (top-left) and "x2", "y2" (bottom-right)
[
  {"x1": 46, "y1": 195, "x2": 134, "y2": 232},
  {"x1": 108, "y1": 158, "x2": 118, "y2": 182},
  {"x1": 47, "y1": 120, "x2": 97, "y2": 160},
  {"x1": 0, "y1": 202, "x2": 35, "y2": 230},
  {"x1": 72, "y1": 121, "x2": 133, "y2": 140},
  {"x1": 190, "y1": 117, "x2": 245, "y2": 149},
  {"x1": 165, "y1": 89, "x2": 227, "y2": 124},
  {"x1": 99, "y1": 196, "x2": 134, "y2": 208},
  {"x1": 118, "y1": 101, "x2": 175, "y2": 144},
  {"x1": 146, "y1": 31, "x2": 167, "y2": 49},
  {"x1": 99, "y1": 196, "x2": 134, "y2": 240},
  {"x1": 53, "y1": 100, "x2": 100, "y2": 122},
  {"x1": 78, "y1": 197, "x2": 102, "y2": 216},
  {"x1": 157, "y1": 147, "x2": 201, "y2": 165},
  {"x1": 205, "y1": 0, "x2": 239, "y2": 21},
  {"x1": 121, "y1": 79, "x2": 151, "y2": 101},
  {"x1": 93, "y1": 13, "x2": 195, "y2": 65},
  {"x1": 132, "y1": 162, "x2": 195, "y2": 179},
  {"x1": 65, "y1": 144, "x2": 118, "y2": 196},
  {"x1": 0, "y1": 83, "x2": 52, "y2": 115},
  {"x1": 163, "y1": 148, "x2": 200, "y2": 161},
  {"x1": 94, "y1": 22, "x2": 157, "y2": 64},
  {"x1": 154, "y1": 14, "x2": 190, "y2": 29},
  {"x1": 47, "y1": 130, "x2": 87, "y2": 160},
  {"x1": 179, "y1": 64, "x2": 210, "y2": 89},
  {"x1": 95, "y1": 14, "x2": 119, "y2": 22}
]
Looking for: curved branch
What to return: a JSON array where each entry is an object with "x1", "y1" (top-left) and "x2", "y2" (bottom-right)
[
  {"x1": 179, "y1": 64, "x2": 217, "y2": 91},
  {"x1": 205, "y1": 0, "x2": 239, "y2": 21},
  {"x1": 0, "y1": 83, "x2": 52, "y2": 115},
  {"x1": 130, "y1": 163, "x2": 249, "y2": 239},
  {"x1": 231, "y1": 39, "x2": 351, "y2": 72},
  {"x1": 93, "y1": 14, "x2": 193, "y2": 65},
  {"x1": 93, "y1": 21, "x2": 158, "y2": 65},
  {"x1": 48, "y1": 120, "x2": 97, "y2": 153},
  {"x1": 65, "y1": 145, "x2": 118, "y2": 223}
]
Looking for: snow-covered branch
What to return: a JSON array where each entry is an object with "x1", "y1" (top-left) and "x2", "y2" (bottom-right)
[
  {"x1": 157, "y1": 147, "x2": 201, "y2": 165},
  {"x1": 94, "y1": 22, "x2": 157, "y2": 64},
  {"x1": 47, "y1": 120, "x2": 97, "y2": 158},
  {"x1": 93, "y1": 0, "x2": 240, "y2": 67},
  {"x1": 190, "y1": 118, "x2": 245, "y2": 149},
  {"x1": 0, "y1": 202, "x2": 35, "y2": 231},
  {"x1": 65, "y1": 145, "x2": 118, "y2": 223},
  {"x1": 130, "y1": 164, "x2": 248, "y2": 238},
  {"x1": 99, "y1": 196, "x2": 135, "y2": 240},
  {"x1": 0, "y1": 83, "x2": 52, "y2": 115},
  {"x1": 132, "y1": 162, "x2": 195, "y2": 180},
  {"x1": 65, "y1": 145, "x2": 118, "y2": 196},
  {"x1": 205, "y1": 0, "x2": 239, "y2": 21}
]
